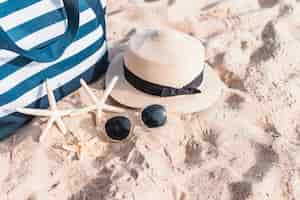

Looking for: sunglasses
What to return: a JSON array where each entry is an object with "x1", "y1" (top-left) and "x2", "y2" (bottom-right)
[{"x1": 104, "y1": 104, "x2": 167, "y2": 141}]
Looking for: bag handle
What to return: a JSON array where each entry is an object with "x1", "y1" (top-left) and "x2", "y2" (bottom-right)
[{"x1": 0, "y1": 0, "x2": 104, "y2": 62}]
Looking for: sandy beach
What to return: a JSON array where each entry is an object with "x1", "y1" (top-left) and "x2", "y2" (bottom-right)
[{"x1": 1, "y1": 0, "x2": 300, "y2": 199}]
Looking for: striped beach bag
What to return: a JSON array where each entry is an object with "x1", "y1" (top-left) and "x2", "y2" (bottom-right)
[{"x1": 0, "y1": 0, "x2": 108, "y2": 139}]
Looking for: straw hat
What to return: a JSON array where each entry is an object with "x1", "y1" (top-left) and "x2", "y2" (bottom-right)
[{"x1": 106, "y1": 27, "x2": 224, "y2": 113}]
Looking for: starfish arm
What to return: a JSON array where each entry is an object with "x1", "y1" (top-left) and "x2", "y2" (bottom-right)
[
  {"x1": 16, "y1": 108, "x2": 52, "y2": 117},
  {"x1": 55, "y1": 117, "x2": 68, "y2": 134},
  {"x1": 80, "y1": 79, "x2": 98, "y2": 104},
  {"x1": 60, "y1": 109, "x2": 75, "y2": 116},
  {"x1": 62, "y1": 144, "x2": 77, "y2": 153},
  {"x1": 39, "y1": 117, "x2": 54, "y2": 142},
  {"x1": 103, "y1": 104, "x2": 125, "y2": 113},
  {"x1": 95, "y1": 109, "x2": 103, "y2": 126},
  {"x1": 79, "y1": 153, "x2": 84, "y2": 160},
  {"x1": 70, "y1": 105, "x2": 97, "y2": 116},
  {"x1": 100, "y1": 76, "x2": 119, "y2": 104},
  {"x1": 45, "y1": 80, "x2": 58, "y2": 110}
]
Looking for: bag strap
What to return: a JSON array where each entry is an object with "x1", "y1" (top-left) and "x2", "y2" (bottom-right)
[{"x1": 0, "y1": 0, "x2": 104, "y2": 63}]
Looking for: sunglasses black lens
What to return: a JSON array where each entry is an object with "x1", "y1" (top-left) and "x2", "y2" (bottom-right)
[
  {"x1": 141, "y1": 104, "x2": 167, "y2": 128},
  {"x1": 105, "y1": 116, "x2": 131, "y2": 141}
]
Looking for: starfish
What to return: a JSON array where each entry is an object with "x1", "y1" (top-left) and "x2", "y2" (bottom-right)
[
  {"x1": 17, "y1": 80, "x2": 74, "y2": 143},
  {"x1": 61, "y1": 136, "x2": 98, "y2": 160},
  {"x1": 71, "y1": 76, "x2": 124, "y2": 125}
]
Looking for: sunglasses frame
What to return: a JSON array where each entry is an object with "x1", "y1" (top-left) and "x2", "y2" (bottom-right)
[{"x1": 102, "y1": 104, "x2": 168, "y2": 143}]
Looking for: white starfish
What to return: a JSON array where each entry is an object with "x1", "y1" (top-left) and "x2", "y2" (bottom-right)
[
  {"x1": 72, "y1": 76, "x2": 124, "y2": 125},
  {"x1": 17, "y1": 80, "x2": 73, "y2": 142}
]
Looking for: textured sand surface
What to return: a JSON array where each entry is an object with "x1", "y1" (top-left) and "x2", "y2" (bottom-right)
[{"x1": 1, "y1": 0, "x2": 300, "y2": 199}]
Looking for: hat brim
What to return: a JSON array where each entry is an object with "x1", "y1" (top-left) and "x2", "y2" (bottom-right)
[{"x1": 105, "y1": 53, "x2": 225, "y2": 113}]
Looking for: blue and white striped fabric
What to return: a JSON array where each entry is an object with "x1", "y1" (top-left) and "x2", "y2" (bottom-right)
[{"x1": 0, "y1": 0, "x2": 108, "y2": 139}]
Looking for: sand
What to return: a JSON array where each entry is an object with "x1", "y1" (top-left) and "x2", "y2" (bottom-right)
[{"x1": 1, "y1": 0, "x2": 300, "y2": 199}]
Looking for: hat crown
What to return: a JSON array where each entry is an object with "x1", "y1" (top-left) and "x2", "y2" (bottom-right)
[{"x1": 124, "y1": 28, "x2": 205, "y2": 88}]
